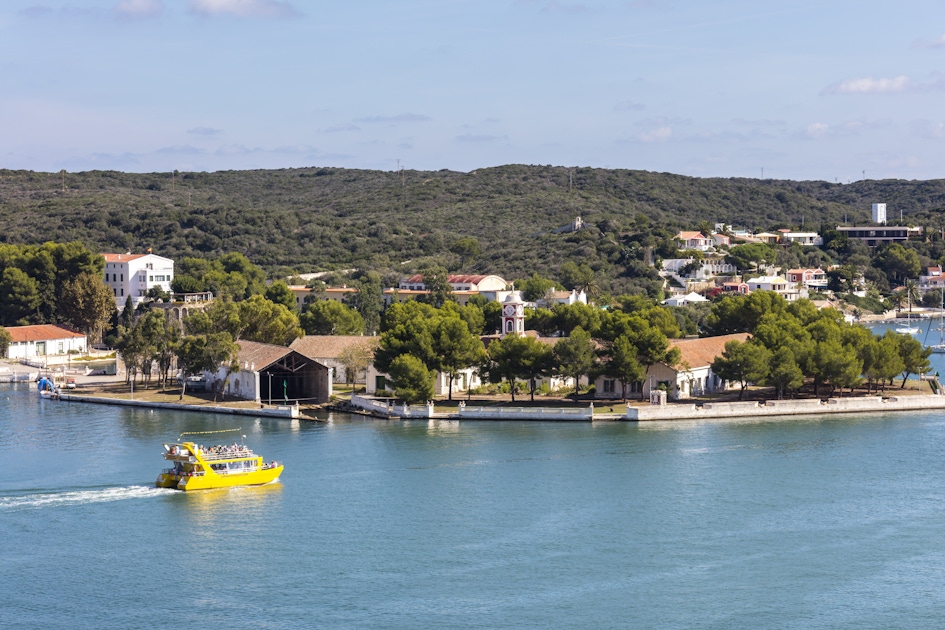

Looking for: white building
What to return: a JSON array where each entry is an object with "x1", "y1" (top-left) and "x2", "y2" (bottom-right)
[
  {"x1": 786, "y1": 268, "x2": 827, "y2": 290},
  {"x1": 662, "y1": 292, "x2": 710, "y2": 307},
  {"x1": 676, "y1": 231, "x2": 713, "y2": 252},
  {"x1": 537, "y1": 289, "x2": 587, "y2": 308},
  {"x1": 872, "y1": 203, "x2": 887, "y2": 224},
  {"x1": 103, "y1": 253, "x2": 175, "y2": 308},
  {"x1": 399, "y1": 274, "x2": 508, "y2": 293},
  {"x1": 6, "y1": 324, "x2": 87, "y2": 361},
  {"x1": 662, "y1": 258, "x2": 737, "y2": 282},
  {"x1": 594, "y1": 333, "x2": 749, "y2": 401},
  {"x1": 747, "y1": 275, "x2": 800, "y2": 301},
  {"x1": 365, "y1": 364, "x2": 483, "y2": 398},
  {"x1": 781, "y1": 232, "x2": 824, "y2": 246}
]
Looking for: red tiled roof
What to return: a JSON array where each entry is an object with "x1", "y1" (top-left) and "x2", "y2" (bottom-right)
[
  {"x1": 234, "y1": 340, "x2": 293, "y2": 370},
  {"x1": 7, "y1": 324, "x2": 85, "y2": 343},
  {"x1": 669, "y1": 333, "x2": 750, "y2": 370},
  {"x1": 290, "y1": 335, "x2": 380, "y2": 360},
  {"x1": 677, "y1": 231, "x2": 707, "y2": 240},
  {"x1": 102, "y1": 253, "x2": 147, "y2": 262}
]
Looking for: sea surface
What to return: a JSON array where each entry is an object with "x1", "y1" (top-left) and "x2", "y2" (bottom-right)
[{"x1": 4, "y1": 383, "x2": 945, "y2": 628}]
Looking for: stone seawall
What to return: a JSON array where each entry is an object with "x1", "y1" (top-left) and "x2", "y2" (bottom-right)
[
  {"x1": 58, "y1": 394, "x2": 299, "y2": 418},
  {"x1": 626, "y1": 395, "x2": 945, "y2": 421}
]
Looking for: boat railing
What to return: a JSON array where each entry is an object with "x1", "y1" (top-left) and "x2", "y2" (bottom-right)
[
  {"x1": 161, "y1": 468, "x2": 206, "y2": 477},
  {"x1": 197, "y1": 449, "x2": 256, "y2": 461}
]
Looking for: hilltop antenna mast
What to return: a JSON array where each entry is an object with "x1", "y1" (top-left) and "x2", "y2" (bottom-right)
[
  {"x1": 569, "y1": 169, "x2": 573, "y2": 193},
  {"x1": 61, "y1": 169, "x2": 65, "y2": 193},
  {"x1": 761, "y1": 167, "x2": 764, "y2": 179}
]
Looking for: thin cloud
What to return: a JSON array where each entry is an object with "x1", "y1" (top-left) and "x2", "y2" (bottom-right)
[
  {"x1": 18, "y1": 6, "x2": 54, "y2": 18},
  {"x1": 19, "y1": 6, "x2": 102, "y2": 18},
  {"x1": 353, "y1": 113, "x2": 431, "y2": 123},
  {"x1": 156, "y1": 145, "x2": 204, "y2": 155},
  {"x1": 215, "y1": 144, "x2": 262, "y2": 155},
  {"x1": 913, "y1": 32, "x2": 945, "y2": 49},
  {"x1": 911, "y1": 119, "x2": 945, "y2": 139},
  {"x1": 517, "y1": 0, "x2": 593, "y2": 13},
  {"x1": 821, "y1": 75, "x2": 913, "y2": 95},
  {"x1": 323, "y1": 123, "x2": 360, "y2": 133},
  {"x1": 454, "y1": 133, "x2": 507, "y2": 143},
  {"x1": 187, "y1": 126, "x2": 223, "y2": 136},
  {"x1": 115, "y1": 0, "x2": 163, "y2": 20},
  {"x1": 805, "y1": 122, "x2": 830, "y2": 138},
  {"x1": 730, "y1": 118, "x2": 785, "y2": 127},
  {"x1": 188, "y1": 0, "x2": 300, "y2": 18},
  {"x1": 614, "y1": 100, "x2": 645, "y2": 111}
]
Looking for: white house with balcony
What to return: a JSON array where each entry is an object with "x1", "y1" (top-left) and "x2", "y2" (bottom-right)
[
  {"x1": 919, "y1": 267, "x2": 945, "y2": 294},
  {"x1": 676, "y1": 231, "x2": 713, "y2": 252},
  {"x1": 103, "y1": 252, "x2": 174, "y2": 308},
  {"x1": 786, "y1": 268, "x2": 828, "y2": 290},
  {"x1": 781, "y1": 232, "x2": 824, "y2": 246},
  {"x1": 747, "y1": 275, "x2": 801, "y2": 301}
]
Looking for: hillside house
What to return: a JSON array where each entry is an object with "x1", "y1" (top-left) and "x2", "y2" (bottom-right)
[
  {"x1": 537, "y1": 289, "x2": 588, "y2": 308},
  {"x1": 5, "y1": 324, "x2": 87, "y2": 361},
  {"x1": 287, "y1": 285, "x2": 359, "y2": 309},
  {"x1": 835, "y1": 225, "x2": 922, "y2": 247},
  {"x1": 662, "y1": 258, "x2": 737, "y2": 282},
  {"x1": 753, "y1": 232, "x2": 780, "y2": 245},
  {"x1": 662, "y1": 292, "x2": 710, "y2": 307},
  {"x1": 786, "y1": 268, "x2": 827, "y2": 290},
  {"x1": 399, "y1": 274, "x2": 508, "y2": 294},
  {"x1": 676, "y1": 231, "x2": 713, "y2": 252},
  {"x1": 103, "y1": 252, "x2": 174, "y2": 308},
  {"x1": 721, "y1": 282, "x2": 750, "y2": 294},
  {"x1": 747, "y1": 275, "x2": 801, "y2": 301},
  {"x1": 781, "y1": 232, "x2": 823, "y2": 246}
]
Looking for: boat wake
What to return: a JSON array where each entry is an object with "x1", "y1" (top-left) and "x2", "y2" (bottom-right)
[{"x1": 0, "y1": 485, "x2": 176, "y2": 511}]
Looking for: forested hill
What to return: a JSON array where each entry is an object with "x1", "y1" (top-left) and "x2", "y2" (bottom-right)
[{"x1": 2, "y1": 165, "x2": 944, "y2": 293}]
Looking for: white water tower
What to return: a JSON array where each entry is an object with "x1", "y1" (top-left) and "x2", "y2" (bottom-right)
[{"x1": 872, "y1": 203, "x2": 887, "y2": 224}]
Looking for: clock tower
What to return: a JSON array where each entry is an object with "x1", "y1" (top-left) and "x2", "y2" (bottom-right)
[{"x1": 501, "y1": 290, "x2": 526, "y2": 337}]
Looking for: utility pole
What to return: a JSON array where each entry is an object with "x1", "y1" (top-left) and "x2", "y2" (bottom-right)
[
  {"x1": 61, "y1": 169, "x2": 65, "y2": 192},
  {"x1": 569, "y1": 169, "x2": 573, "y2": 193},
  {"x1": 761, "y1": 167, "x2": 764, "y2": 180}
]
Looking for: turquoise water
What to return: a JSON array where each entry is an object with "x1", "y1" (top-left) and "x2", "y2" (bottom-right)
[{"x1": 4, "y1": 384, "x2": 945, "y2": 628}]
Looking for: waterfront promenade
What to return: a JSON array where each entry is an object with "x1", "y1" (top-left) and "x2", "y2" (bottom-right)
[{"x1": 345, "y1": 392, "x2": 945, "y2": 422}]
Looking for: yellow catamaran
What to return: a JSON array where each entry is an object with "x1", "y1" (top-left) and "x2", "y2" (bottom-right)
[{"x1": 156, "y1": 429, "x2": 283, "y2": 491}]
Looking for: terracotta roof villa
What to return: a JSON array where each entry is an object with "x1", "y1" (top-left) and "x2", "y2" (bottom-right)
[
  {"x1": 669, "y1": 333, "x2": 750, "y2": 371},
  {"x1": 5, "y1": 324, "x2": 87, "y2": 360},
  {"x1": 594, "y1": 332, "x2": 750, "y2": 401}
]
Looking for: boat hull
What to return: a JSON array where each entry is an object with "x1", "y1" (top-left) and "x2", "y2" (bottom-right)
[{"x1": 156, "y1": 465, "x2": 283, "y2": 491}]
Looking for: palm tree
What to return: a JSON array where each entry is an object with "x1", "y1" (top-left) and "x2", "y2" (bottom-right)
[
  {"x1": 904, "y1": 279, "x2": 920, "y2": 314},
  {"x1": 889, "y1": 290, "x2": 905, "y2": 313},
  {"x1": 696, "y1": 220, "x2": 714, "y2": 239}
]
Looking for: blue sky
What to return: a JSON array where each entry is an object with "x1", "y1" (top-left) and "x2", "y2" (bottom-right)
[{"x1": 2, "y1": 0, "x2": 945, "y2": 180}]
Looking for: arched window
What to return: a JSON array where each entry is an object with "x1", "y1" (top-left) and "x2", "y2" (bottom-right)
[{"x1": 506, "y1": 320, "x2": 513, "y2": 333}]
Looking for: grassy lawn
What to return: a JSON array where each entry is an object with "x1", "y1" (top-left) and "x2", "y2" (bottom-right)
[{"x1": 71, "y1": 383, "x2": 266, "y2": 409}]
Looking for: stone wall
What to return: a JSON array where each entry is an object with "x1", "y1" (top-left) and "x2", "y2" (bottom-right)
[{"x1": 625, "y1": 395, "x2": 945, "y2": 421}]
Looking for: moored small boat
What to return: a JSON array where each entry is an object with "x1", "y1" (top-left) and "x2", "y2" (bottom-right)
[{"x1": 156, "y1": 430, "x2": 283, "y2": 491}]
